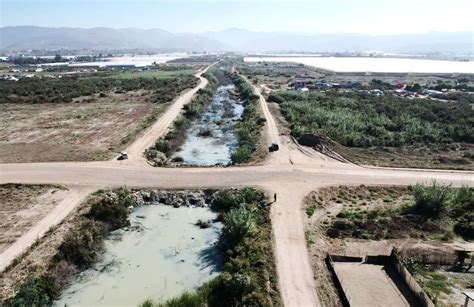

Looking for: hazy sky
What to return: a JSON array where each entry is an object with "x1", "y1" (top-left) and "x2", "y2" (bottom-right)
[{"x1": 1, "y1": 0, "x2": 473, "y2": 35}]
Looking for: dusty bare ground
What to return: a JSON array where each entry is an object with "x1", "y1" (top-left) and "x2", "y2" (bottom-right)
[
  {"x1": 304, "y1": 185, "x2": 472, "y2": 307},
  {"x1": 0, "y1": 189, "x2": 95, "y2": 301},
  {"x1": 335, "y1": 144, "x2": 474, "y2": 171},
  {"x1": 0, "y1": 91, "x2": 162, "y2": 163},
  {"x1": 0, "y1": 184, "x2": 68, "y2": 253},
  {"x1": 240, "y1": 65, "x2": 324, "y2": 90}
]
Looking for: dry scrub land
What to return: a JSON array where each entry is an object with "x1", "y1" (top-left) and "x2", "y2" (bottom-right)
[
  {"x1": 0, "y1": 184, "x2": 67, "y2": 253},
  {"x1": 305, "y1": 185, "x2": 473, "y2": 306},
  {"x1": 0, "y1": 68, "x2": 197, "y2": 163}
]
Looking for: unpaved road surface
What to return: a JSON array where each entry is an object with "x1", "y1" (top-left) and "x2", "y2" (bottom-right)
[
  {"x1": 116, "y1": 65, "x2": 214, "y2": 166},
  {"x1": 0, "y1": 185, "x2": 69, "y2": 254},
  {"x1": 1, "y1": 68, "x2": 473, "y2": 306},
  {"x1": 0, "y1": 186, "x2": 93, "y2": 272}
]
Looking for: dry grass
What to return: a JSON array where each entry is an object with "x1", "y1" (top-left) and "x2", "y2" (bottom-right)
[
  {"x1": 0, "y1": 190, "x2": 96, "y2": 301},
  {"x1": 0, "y1": 184, "x2": 67, "y2": 254},
  {"x1": 0, "y1": 91, "x2": 162, "y2": 163}
]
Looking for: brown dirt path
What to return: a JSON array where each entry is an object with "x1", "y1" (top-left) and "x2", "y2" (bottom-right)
[
  {"x1": 0, "y1": 186, "x2": 93, "y2": 272},
  {"x1": 114, "y1": 64, "x2": 214, "y2": 166}
]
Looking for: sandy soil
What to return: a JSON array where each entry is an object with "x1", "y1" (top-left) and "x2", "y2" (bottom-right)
[
  {"x1": 0, "y1": 184, "x2": 68, "y2": 253},
  {"x1": 0, "y1": 187, "x2": 95, "y2": 300},
  {"x1": 0, "y1": 186, "x2": 93, "y2": 273}
]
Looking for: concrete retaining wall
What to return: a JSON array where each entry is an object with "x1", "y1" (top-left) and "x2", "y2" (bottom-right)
[
  {"x1": 390, "y1": 250, "x2": 435, "y2": 307},
  {"x1": 325, "y1": 255, "x2": 350, "y2": 307}
]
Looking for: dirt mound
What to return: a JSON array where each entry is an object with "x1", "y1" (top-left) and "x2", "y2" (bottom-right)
[{"x1": 297, "y1": 134, "x2": 351, "y2": 163}]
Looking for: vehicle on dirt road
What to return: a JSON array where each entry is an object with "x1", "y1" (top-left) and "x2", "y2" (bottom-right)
[
  {"x1": 117, "y1": 152, "x2": 129, "y2": 160},
  {"x1": 269, "y1": 143, "x2": 279, "y2": 152}
]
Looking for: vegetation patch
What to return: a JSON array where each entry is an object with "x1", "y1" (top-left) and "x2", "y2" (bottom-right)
[
  {"x1": 403, "y1": 258, "x2": 452, "y2": 304},
  {"x1": 326, "y1": 183, "x2": 473, "y2": 241},
  {"x1": 4, "y1": 188, "x2": 136, "y2": 306},
  {"x1": 230, "y1": 74, "x2": 265, "y2": 164},
  {"x1": 142, "y1": 187, "x2": 281, "y2": 306},
  {"x1": 145, "y1": 68, "x2": 218, "y2": 166},
  {"x1": 0, "y1": 73, "x2": 197, "y2": 104},
  {"x1": 268, "y1": 91, "x2": 474, "y2": 169}
]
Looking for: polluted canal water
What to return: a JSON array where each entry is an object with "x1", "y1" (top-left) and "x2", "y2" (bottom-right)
[
  {"x1": 54, "y1": 204, "x2": 223, "y2": 306},
  {"x1": 172, "y1": 82, "x2": 244, "y2": 166}
]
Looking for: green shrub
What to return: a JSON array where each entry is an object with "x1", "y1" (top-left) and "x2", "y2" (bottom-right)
[
  {"x1": 273, "y1": 90, "x2": 474, "y2": 148},
  {"x1": 213, "y1": 187, "x2": 264, "y2": 211},
  {"x1": 230, "y1": 74, "x2": 263, "y2": 164},
  {"x1": 55, "y1": 220, "x2": 105, "y2": 269},
  {"x1": 224, "y1": 206, "x2": 257, "y2": 245},
  {"x1": 6, "y1": 276, "x2": 58, "y2": 307},
  {"x1": 0, "y1": 75, "x2": 197, "y2": 104},
  {"x1": 87, "y1": 188, "x2": 133, "y2": 230},
  {"x1": 154, "y1": 139, "x2": 171, "y2": 155},
  {"x1": 413, "y1": 181, "x2": 451, "y2": 218},
  {"x1": 306, "y1": 206, "x2": 316, "y2": 217}
]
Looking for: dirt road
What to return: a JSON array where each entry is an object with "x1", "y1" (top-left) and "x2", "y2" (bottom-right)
[
  {"x1": 0, "y1": 186, "x2": 93, "y2": 272},
  {"x1": 1, "y1": 69, "x2": 473, "y2": 306},
  {"x1": 117, "y1": 64, "x2": 214, "y2": 166}
]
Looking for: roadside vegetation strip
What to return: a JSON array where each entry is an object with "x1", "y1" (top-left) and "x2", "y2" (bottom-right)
[
  {"x1": 141, "y1": 187, "x2": 281, "y2": 307},
  {"x1": 145, "y1": 67, "x2": 218, "y2": 166},
  {"x1": 268, "y1": 91, "x2": 474, "y2": 169},
  {"x1": 145, "y1": 65, "x2": 266, "y2": 166},
  {"x1": 0, "y1": 70, "x2": 197, "y2": 104},
  {"x1": 229, "y1": 73, "x2": 266, "y2": 164},
  {"x1": 322, "y1": 182, "x2": 473, "y2": 241},
  {"x1": 402, "y1": 257, "x2": 453, "y2": 304}
]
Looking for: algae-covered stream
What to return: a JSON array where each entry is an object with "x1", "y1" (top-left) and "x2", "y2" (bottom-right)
[
  {"x1": 172, "y1": 83, "x2": 244, "y2": 166},
  {"x1": 54, "y1": 205, "x2": 222, "y2": 306}
]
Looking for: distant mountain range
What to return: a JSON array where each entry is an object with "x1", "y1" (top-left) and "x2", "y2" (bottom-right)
[{"x1": 1, "y1": 26, "x2": 472, "y2": 54}]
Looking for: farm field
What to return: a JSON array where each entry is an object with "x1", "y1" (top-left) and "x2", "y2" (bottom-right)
[
  {"x1": 244, "y1": 56, "x2": 474, "y2": 74},
  {"x1": 0, "y1": 70, "x2": 198, "y2": 163}
]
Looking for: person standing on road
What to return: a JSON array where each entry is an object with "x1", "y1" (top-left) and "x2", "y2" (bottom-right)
[{"x1": 274, "y1": 193, "x2": 277, "y2": 202}]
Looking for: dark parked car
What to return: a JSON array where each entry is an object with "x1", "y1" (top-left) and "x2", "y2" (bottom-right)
[{"x1": 269, "y1": 143, "x2": 279, "y2": 152}]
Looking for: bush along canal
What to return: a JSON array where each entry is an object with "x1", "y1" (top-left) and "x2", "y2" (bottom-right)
[
  {"x1": 145, "y1": 64, "x2": 264, "y2": 166},
  {"x1": 4, "y1": 188, "x2": 280, "y2": 307}
]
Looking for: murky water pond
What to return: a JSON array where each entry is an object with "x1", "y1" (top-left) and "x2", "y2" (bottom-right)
[
  {"x1": 54, "y1": 205, "x2": 222, "y2": 306},
  {"x1": 172, "y1": 84, "x2": 243, "y2": 165}
]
